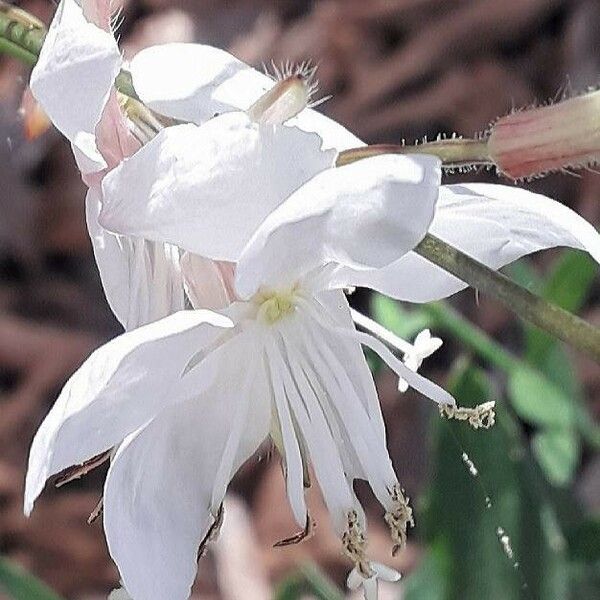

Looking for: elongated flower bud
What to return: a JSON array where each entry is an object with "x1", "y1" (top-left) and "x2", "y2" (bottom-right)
[{"x1": 488, "y1": 90, "x2": 600, "y2": 180}]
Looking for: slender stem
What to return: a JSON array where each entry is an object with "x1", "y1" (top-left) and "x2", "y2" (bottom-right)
[
  {"x1": 415, "y1": 234, "x2": 600, "y2": 363},
  {"x1": 337, "y1": 139, "x2": 492, "y2": 169}
]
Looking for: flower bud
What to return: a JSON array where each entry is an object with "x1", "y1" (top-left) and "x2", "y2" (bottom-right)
[{"x1": 488, "y1": 90, "x2": 600, "y2": 180}]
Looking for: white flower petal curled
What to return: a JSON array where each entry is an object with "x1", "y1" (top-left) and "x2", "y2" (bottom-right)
[
  {"x1": 347, "y1": 183, "x2": 600, "y2": 302},
  {"x1": 100, "y1": 113, "x2": 336, "y2": 261},
  {"x1": 235, "y1": 154, "x2": 441, "y2": 298},
  {"x1": 30, "y1": 0, "x2": 121, "y2": 171}
]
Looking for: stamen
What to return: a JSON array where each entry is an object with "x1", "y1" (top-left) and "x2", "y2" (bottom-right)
[
  {"x1": 248, "y1": 62, "x2": 320, "y2": 125},
  {"x1": 342, "y1": 510, "x2": 373, "y2": 578},
  {"x1": 384, "y1": 485, "x2": 414, "y2": 556},
  {"x1": 440, "y1": 401, "x2": 496, "y2": 429}
]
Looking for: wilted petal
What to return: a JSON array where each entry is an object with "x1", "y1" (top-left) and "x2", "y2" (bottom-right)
[
  {"x1": 100, "y1": 112, "x2": 335, "y2": 260},
  {"x1": 24, "y1": 310, "x2": 234, "y2": 515},
  {"x1": 350, "y1": 183, "x2": 600, "y2": 302},
  {"x1": 86, "y1": 188, "x2": 185, "y2": 330},
  {"x1": 235, "y1": 154, "x2": 441, "y2": 298},
  {"x1": 30, "y1": 0, "x2": 121, "y2": 171},
  {"x1": 103, "y1": 340, "x2": 269, "y2": 600},
  {"x1": 129, "y1": 42, "x2": 362, "y2": 151}
]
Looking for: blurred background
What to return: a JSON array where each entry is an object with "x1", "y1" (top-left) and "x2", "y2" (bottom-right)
[{"x1": 1, "y1": 0, "x2": 600, "y2": 598}]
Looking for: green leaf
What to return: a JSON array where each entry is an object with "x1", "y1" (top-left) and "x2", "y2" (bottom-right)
[
  {"x1": 0, "y1": 558, "x2": 64, "y2": 600},
  {"x1": 411, "y1": 359, "x2": 569, "y2": 600},
  {"x1": 532, "y1": 428, "x2": 579, "y2": 487},
  {"x1": 526, "y1": 250, "x2": 596, "y2": 364},
  {"x1": 507, "y1": 365, "x2": 575, "y2": 428},
  {"x1": 274, "y1": 563, "x2": 343, "y2": 600},
  {"x1": 568, "y1": 517, "x2": 600, "y2": 562},
  {"x1": 404, "y1": 538, "x2": 451, "y2": 600}
]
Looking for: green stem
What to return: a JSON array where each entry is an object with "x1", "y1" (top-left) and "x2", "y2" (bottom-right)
[
  {"x1": 0, "y1": 3, "x2": 45, "y2": 63},
  {"x1": 337, "y1": 139, "x2": 492, "y2": 169},
  {"x1": 416, "y1": 235, "x2": 600, "y2": 363}
]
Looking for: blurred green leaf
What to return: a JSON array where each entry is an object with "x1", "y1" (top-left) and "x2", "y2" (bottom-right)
[
  {"x1": 567, "y1": 517, "x2": 600, "y2": 562},
  {"x1": 406, "y1": 358, "x2": 569, "y2": 600},
  {"x1": 507, "y1": 366, "x2": 575, "y2": 428},
  {"x1": 526, "y1": 250, "x2": 596, "y2": 364},
  {"x1": 532, "y1": 428, "x2": 579, "y2": 487},
  {"x1": 274, "y1": 563, "x2": 343, "y2": 600},
  {"x1": 0, "y1": 557, "x2": 64, "y2": 600},
  {"x1": 370, "y1": 294, "x2": 431, "y2": 340},
  {"x1": 404, "y1": 538, "x2": 451, "y2": 600}
]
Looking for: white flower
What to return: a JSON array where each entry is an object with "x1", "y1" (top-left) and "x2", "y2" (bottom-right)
[
  {"x1": 25, "y1": 135, "x2": 600, "y2": 598},
  {"x1": 26, "y1": 153, "x2": 454, "y2": 600},
  {"x1": 347, "y1": 562, "x2": 401, "y2": 600}
]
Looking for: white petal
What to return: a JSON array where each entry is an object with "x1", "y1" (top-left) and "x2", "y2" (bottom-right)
[
  {"x1": 129, "y1": 43, "x2": 271, "y2": 124},
  {"x1": 271, "y1": 335, "x2": 356, "y2": 534},
  {"x1": 86, "y1": 188, "x2": 185, "y2": 330},
  {"x1": 235, "y1": 154, "x2": 441, "y2": 298},
  {"x1": 30, "y1": 0, "x2": 121, "y2": 171},
  {"x1": 103, "y1": 353, "x2": 269, "y2": 600},
  {"x1": 100, "y1": 113, "x2": 335, "y2": 261},
  {"x1": 350, "y1": 183, "x2": 600, "y2": 302},
  {"x1": 264, "y1": 339, "x2": 308, "y2": 527},
  {"x1": 318, "y1": 292, "x2": 387, "y2": 441},
  {"x1": 24, "y1": 310, "x2": 234, "y2": 515},
  {"x1": 128, "y1": 43, "x2": 362, "y2": 151},
  {"x1": 180, "y1": 253, "x2": 236, "y2": 311}
]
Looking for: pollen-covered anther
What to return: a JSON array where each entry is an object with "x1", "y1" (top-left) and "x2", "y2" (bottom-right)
[
  {"x1": 384, "y1": 485, "x2": 414, "y2": 556},
  {"x1": 247, "y1": 61, "x2": 321, "y2": 125},
  {"x1": 440, "y1": 400, "x2": 496, "y2": 429},
  {"x1": 342, "y1": 510, "x2": 373, "y2": 578}
]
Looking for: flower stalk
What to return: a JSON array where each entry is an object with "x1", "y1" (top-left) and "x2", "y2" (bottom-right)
[
  {"x1": 1, "y1": 1, "x2": 600, "y2": 363},
  {"x1": 415, "y1": 235, "x2": 600, "y2": 363}
]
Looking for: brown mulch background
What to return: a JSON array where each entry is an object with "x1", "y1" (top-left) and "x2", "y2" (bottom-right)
[{"x1": 1, "y1": 1, "x2": 599, "y2": 598}]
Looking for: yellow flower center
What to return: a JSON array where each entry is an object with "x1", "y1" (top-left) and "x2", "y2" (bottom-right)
[{"x1": 255, "y1": 289, "x2": 297, "y2": 324}]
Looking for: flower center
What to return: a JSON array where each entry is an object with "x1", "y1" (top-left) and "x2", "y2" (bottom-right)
[{"x1": 255, "y1": 288, "x2": 298, "y2": 324}]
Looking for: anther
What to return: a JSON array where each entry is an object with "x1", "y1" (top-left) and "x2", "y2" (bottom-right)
[
  {"x1": 439, "y1": 400, "x2": 496, "y2": 429},
  {"x1": 384, "y1": 485, "x2": 414, "y2": 556},
  {"x1": 342, "y1": 510, "x2": 373, "y2": 578}
]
